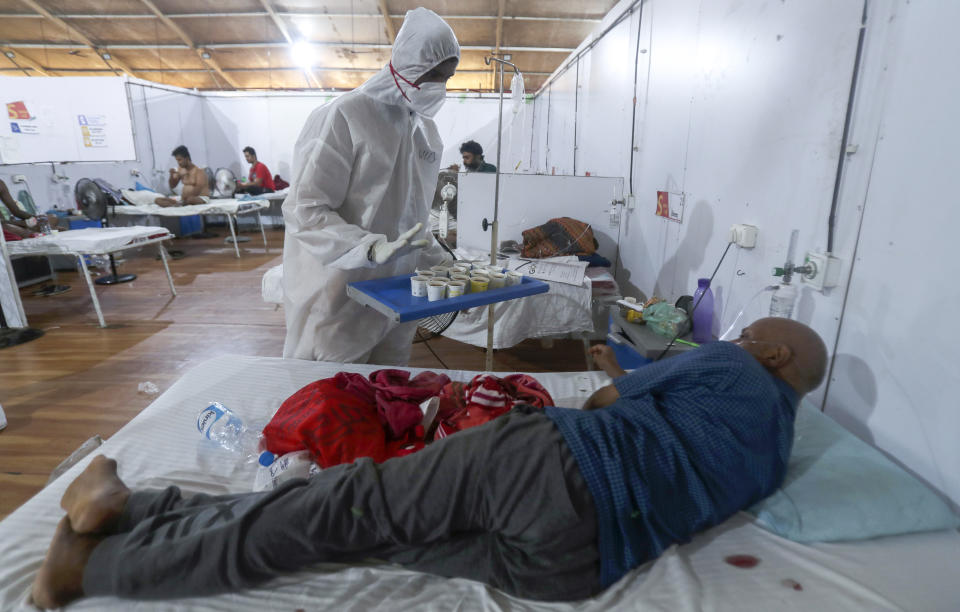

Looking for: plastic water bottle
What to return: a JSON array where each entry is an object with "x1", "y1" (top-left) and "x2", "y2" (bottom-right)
[
  {"x1": 253, "y1": 450, "x2": 319, "y2": 492},
  {"x1": 692, "y1": 278, "x2": 714, "y2": 343},
  {"x1": 196, "y1": 402, "x2": 261, "y2": 462},
  {"x1": 769, "y1": 283, "x2": 797, "y2": 318},
  {"x1": 0, "y1": 403, "x2": 7, "y2": 431}
]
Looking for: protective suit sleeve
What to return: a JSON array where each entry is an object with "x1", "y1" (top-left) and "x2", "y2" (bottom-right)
[{"x1": 285, "y1": 107, "x2": 385, "y2": 270}]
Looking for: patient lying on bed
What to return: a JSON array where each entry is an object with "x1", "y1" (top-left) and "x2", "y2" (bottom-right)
[{"x1": 31, "y1": 318, "x2": 827, "y2": 608}]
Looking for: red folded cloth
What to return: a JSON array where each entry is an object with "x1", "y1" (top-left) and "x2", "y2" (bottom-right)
[{"x1": 262, "y1": 370, "x2": 553, "y2": 468}]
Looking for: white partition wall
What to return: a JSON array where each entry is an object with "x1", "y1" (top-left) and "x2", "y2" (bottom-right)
[
  {"x1": 526, "y1": 0, "x2": 959, "y2": 509},
  {"x1": 824, "y1": 0, "x2": 960, "y2": 510},
  {"x1": 530, "y1": 0, "x2": 864, "y2": 412},
  {"x1": 457, "y1": 173, "x2": 624, "y2": 262}
]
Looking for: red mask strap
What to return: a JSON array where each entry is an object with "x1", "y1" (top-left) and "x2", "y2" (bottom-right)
[{"x1": 389, "y1": 61, "x2": 420, "y2": 102}]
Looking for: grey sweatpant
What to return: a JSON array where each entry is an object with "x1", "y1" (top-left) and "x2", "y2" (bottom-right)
[{"x1": 83, "y1": 407, "x2": 601, "y2": 602}]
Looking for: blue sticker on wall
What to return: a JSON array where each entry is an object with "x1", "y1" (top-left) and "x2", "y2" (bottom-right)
[{"x1": 10, "y1": 122, "x2": 21, "y2": 133}]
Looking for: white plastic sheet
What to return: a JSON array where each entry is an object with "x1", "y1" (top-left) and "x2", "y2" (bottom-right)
[{"x1": 5, "y1": 227, "x2": 171, "y2": 256}]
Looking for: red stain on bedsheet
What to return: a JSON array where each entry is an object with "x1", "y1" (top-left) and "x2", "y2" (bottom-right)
[
  {"x1": 780, "y1": 578, "x2": 803, "y2": 591},
  {"x1": 724, "y1": 554, "x2": 760, "y2": 569}
]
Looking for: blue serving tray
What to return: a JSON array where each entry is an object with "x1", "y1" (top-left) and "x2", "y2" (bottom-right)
[{"x1": 347, "y1": 274, "x2": 549, "y2": 323}]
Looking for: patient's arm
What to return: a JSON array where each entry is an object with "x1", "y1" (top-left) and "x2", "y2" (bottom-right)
[{"x1": 582, "y1": 384, "x2": 620, "y2": 411}]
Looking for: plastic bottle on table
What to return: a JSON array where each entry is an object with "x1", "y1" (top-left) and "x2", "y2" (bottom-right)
[
  {"x1": 196, "y1": 402, "x2": 262, "y2": 462},
  {"x1": 692, "y1": 278, "x2": 714, "y2": 343},
  {"x1": 769, "y1": 283, "x2": 797, "y2": 318}
]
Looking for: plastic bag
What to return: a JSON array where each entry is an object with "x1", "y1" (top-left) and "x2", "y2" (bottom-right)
[{"x1": 643, "y1": 302, "x2": 690, "y2": 338}]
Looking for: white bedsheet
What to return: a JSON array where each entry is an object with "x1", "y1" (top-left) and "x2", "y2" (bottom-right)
[
  {"x1": 443, "y1": 277, "x2": 594, "y2": 348},
  {"x1": 113, "y1": 198, "x2": 269, "y2": 217},
  {"x1": 5, "y1": 226, "x2": 171, "y2": 256},
  {"x1": 1, "y1": 356, "x2": 958, "y2": 611}
]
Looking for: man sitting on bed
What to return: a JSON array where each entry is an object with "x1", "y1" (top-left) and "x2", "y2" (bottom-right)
[
  {"x1": 31, "y1": 317, "x2": 827, "y2": 608},
  {"x1": 155, "y1": 145, "x2": 210, "y2": 207}
]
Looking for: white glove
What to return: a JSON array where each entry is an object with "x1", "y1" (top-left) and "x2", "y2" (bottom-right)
[{"x1": 368, "y1": 223, "x2": 430, "y2": 265}]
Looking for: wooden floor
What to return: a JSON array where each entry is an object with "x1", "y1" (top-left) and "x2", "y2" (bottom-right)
[{"x1": 0, "y1": 228, "x2": 588, "y2": 519}]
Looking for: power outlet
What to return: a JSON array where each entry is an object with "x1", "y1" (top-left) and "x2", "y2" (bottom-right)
[
  {"x1": 728, "y1": 224, "x2": 758, "y2": 248},
  {"x1": 802, "y1": 252, "x2": 842, "y2": 291}
]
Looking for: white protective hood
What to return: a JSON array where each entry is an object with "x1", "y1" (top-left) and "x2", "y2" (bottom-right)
[
  {"x1": 359, "y1": 8, "x2": 460, "y2": 112},
  {"x1": 281, "y1": 9, "x2": 460, "y2": 364}
]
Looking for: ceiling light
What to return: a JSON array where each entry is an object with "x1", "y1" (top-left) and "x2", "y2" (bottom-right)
[
  {"x1": 101, "y1": 52, "x2": 112, "y2": 60},
  {"x1": 291, "y1": 40, "x2": 316, "y2": 69},
  {"x1": 200, "y1": 51, "x2": 211, "y2": 59},
  {"x1": 296, "y1": 19, "x2": 313, "y2": 38},
  {"x1": 4, "y1": 51, "x2": 15, "y2": 59}
]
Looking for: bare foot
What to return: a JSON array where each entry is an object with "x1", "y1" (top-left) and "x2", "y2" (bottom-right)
[
  {"x1": 31, "y1": 517, "x2": 101, "y2": 610},
  {"x1": 60, "y1": 455, "x2": 130, "y2": 534}
]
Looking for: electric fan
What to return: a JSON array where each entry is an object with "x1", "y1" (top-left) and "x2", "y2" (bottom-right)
[
  {"x1": 74, "y1": 178, "x2": 136, "y2": 285},
  {"x1": 214, "y1": 168, "x2": 237, "y2": 198}
]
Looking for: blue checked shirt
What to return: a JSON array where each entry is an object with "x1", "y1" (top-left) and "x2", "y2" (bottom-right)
[{"x1": 546, "y1": 341, "x2": 797, "y2": 587}]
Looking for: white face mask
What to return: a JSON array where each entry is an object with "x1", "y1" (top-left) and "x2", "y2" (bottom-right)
[{"x1": 405, "y1": 82, "x2": 447, "y2": 118}]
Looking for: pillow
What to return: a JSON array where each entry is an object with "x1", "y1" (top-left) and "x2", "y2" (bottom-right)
[{"x1": 748, "y1": 402, "x2": 959, "y2": 542}]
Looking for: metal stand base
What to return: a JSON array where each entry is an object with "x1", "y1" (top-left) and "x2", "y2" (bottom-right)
[
  {"x1": 225, "y1": 236, "x2": 251, "y2": 244},
  {"x1": 95, "y1": 273, "x2": 137, "y2": 285},
  {"x1": 33, "y1": 284, "x2": 72, "y2": 297},
  {"x1": 0, "y1": 327, "x2": 44, "y2": 349}
]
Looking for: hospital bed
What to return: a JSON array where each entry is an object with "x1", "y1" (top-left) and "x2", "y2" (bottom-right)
[
  {"x1": 112, "y1": 196, "x2": 270, "y2": 258},
  {"x1": 4, "y1": 226, "x2": 175, "y2": 328},
  {"x1": 1, "y1": 355, "x2": 957, "y2": 611}
]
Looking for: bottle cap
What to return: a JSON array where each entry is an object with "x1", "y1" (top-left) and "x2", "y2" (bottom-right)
[
  {"x1": 773, "y1": 267, "x2": 785, "y2": 276},
  {"x1": 258, "y1": 451, "x2": 275, "y2": 467}
]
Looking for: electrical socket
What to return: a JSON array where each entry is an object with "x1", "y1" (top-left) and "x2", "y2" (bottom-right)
[
  {"x1": 802, "y1": 252, "x2": 842, "y2": 291},
  {"x1": 626, "y1": 194, "x2": 636, "y2": 210},
  {"x1": 728, "y1": 223, "x2": 758, "y2": 248}
]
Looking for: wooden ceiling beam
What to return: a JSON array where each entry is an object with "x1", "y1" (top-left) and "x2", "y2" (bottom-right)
[
  {"x1": 16, "y1": 0, "x2": 138, "y2": 77},
  {"x1": 257, "y1": 0, "x2": 321, "y2": 88},
  {"x1": 135, "y1": 0, "x2": 239, "y2": 90},
  {"x1": 377, "y1": 0, "x2": 396, "y2": 44},
  {"x1": 0, "y1": 46, "x2": 50, "y2": 75}
]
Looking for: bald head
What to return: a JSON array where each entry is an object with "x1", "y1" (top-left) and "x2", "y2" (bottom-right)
[{"x1": 729, "y1": 318, "x2": 828, "y2": 396}]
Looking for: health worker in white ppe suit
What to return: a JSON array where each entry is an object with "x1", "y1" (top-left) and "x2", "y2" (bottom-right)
[{"x1": 282, "y1": 8, "x2": 459, "y2": 364}]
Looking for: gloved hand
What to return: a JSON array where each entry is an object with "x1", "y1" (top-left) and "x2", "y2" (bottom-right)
[{"x1": 368, "y1": 223, "x2": 430, "y2": 265}]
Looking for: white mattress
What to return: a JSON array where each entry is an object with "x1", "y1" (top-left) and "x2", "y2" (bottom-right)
[
  {"x1": 1, "y1": 356, "x2": 958, "y2": 611},
  {"x1": 5, "y1": 226, "x2": 172, "y2": 256},
  {"x1": 113, "y1": 198, "x2": 268, "y2": 217}
]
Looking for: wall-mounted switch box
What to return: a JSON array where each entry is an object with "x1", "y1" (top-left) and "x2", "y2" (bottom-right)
[{"x1": 729, "y1": 224, "x2": 758, "y2": 248}]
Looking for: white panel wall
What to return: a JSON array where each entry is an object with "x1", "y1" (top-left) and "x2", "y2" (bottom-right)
[
  {"x1": 544, "y1": 65, "x2": 578, "y2": 175},
  {"x1": 201, "y1": 92, "x2": 504, "y2": 182},
  {"x1": 530, "y1": 0, "x2": 958, "y2": 508},
  {"x1": 2, "y1": 81, "x2": 501, "y2": 212},
  {"x1": 532, "y1": 0, "x2": 863, "y2": 414},
  {"x1": 825, "y1": 0, "x2": 960, "y2": 509},
  {"x1": 202, "y1": 94, "x2": 341, "y2": 182},
  {"x1": 574, "y1": 9, "x2": 640, "y2": 181},
  {"x1": 0, "y1": 81, "x2": 201, "y2": 212}
]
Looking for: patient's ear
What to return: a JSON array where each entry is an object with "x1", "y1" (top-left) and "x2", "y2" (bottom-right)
[{"x1": 763, "y1": 343, "x2": 792, "y2": 369}]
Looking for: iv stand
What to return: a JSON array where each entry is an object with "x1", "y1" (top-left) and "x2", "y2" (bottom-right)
[{"x1": 483, "y1": 55, "x2": 521, "y2": 372}]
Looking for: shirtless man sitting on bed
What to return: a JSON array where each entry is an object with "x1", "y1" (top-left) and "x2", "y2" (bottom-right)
[
  {"x1": 155, "y1": 145, "x2": 210, "y2": 207},
  {"x1": 31, "y1": 317, "x2": 827, "y2": 608}
]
